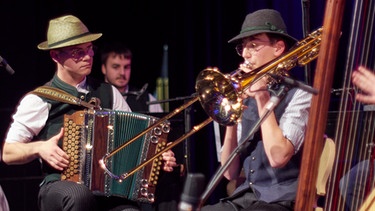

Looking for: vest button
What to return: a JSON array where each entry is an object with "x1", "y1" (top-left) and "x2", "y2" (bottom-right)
[
  {"x1": 80, "y1": 95, "x2": 85, "y2": 100},
  {"x1": 249, "y1": 182, "x2": 253, "y2": 185},
  {"x1": 250, "y1": 169, "x2": 255, "y2": 173},
  {"x1": 252, "y1": 156, "x2": 256, "y2": 160}
]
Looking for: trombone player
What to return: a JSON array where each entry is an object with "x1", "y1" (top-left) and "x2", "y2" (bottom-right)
[{"x1": 201, "y1": 9, "x2": 312, "y2": 211}]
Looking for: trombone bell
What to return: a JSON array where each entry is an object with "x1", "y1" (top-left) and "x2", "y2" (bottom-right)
[{"x1": 195, "y1": 67, "x2": 243, "y2": 126}]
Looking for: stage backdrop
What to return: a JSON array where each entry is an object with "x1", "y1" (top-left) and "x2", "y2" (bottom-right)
[{"x1": 1, "y1": 0, "x2": 362, "y2": 210}]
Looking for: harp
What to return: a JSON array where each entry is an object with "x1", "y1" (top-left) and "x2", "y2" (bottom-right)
[
  {"x1": 325, "y1": 0, "x2": 375, "y2": 210},
  {"x1": 296, "y1": 0, "x2": 375, "y2": 210}
]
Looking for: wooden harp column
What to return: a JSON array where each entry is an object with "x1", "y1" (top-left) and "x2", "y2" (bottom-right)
[{"x1": 295, "y1": 0, "x2": 345, "y2": 210}]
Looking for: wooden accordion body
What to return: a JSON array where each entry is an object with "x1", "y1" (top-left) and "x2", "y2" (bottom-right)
[{"x1": 61, "y1": 109, "x2": 170, "y2": 203}]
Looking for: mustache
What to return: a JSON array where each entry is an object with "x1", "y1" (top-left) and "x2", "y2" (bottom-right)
[{"x1": 115, "y1": 76, "x2": 127, "y2": 80}]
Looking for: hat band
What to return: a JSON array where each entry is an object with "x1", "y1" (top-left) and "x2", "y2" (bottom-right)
[
  {"x1": 240, "y1": 22, "x2": 285, "y2": 34},
  {"x1": 48, "y1": 32, "x2": 91, "y2": 48}
]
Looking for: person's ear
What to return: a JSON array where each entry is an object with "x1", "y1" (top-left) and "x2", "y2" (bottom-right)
[
  {"x1": 50, "y1": 50, "x2": 58, "y2": 59},
  {"x1": 50, "y1": 50, "x2": 61, "y2": 63},
  {"x1": 274, "y1": 40, "x2": 286, "y2": 56},
  {"x1": 101, "y1": 64, "x2": 107, "y2": 75}
]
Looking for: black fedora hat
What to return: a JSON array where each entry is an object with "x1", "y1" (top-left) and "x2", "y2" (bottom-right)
[{"x1": 228, "y1": 9, "x2": 297, "y2": 47}]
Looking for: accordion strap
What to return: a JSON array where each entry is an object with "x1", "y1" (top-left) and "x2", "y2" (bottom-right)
[{"x1": 29, "y1": 85, "x2": 101, "y2": 109}]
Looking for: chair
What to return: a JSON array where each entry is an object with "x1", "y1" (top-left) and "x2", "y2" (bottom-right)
[
  {"x1": 315, "y1": 137, "x2": 336, "y2": 211},
  {"x1": 359, "y1": 187, "x2": 375, "y2": 210}
]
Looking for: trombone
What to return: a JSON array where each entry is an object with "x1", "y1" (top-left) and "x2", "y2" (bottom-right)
[{"x1": 99, "y1": 27, "x2": 323, "y2": 181}]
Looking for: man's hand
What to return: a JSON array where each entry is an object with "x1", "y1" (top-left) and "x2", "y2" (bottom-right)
[
  {"x1": 161, "y1": 143, "x2": 178, "y2": 172},
  {"x1": 352, "y1": 66, "x2": 375, "y2": 104},
  {"x1": 39, "y1": 128, "x2": 69, "y2": 171}
]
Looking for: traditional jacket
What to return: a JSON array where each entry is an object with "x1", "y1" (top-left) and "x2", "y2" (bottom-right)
[{"x1": 35, "y1": 75, "x2": 113, "y2": 178}]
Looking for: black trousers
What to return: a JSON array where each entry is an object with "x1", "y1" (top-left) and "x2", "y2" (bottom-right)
[
  {"x1": 200, "y1": 192, "x2": 294, "y2": 211},
  {"x1": 38, "y1": 180, "x2": 141, "y2": 211}
]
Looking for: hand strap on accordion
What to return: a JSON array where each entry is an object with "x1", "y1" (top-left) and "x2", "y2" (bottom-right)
[{"x1": 29, "y1": 86, "x2": 101, "y2": 109}]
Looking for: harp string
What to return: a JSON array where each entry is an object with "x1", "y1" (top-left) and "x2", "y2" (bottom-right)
[{"x1": 325, "y1": 0, "x2": 375, "y2": 210}]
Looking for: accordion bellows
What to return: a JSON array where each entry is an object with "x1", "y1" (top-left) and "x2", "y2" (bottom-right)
[{"x1": 61, "y1": 109, "x2": 170, "y2": 203}]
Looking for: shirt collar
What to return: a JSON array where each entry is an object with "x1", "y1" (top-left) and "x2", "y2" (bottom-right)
[{"x1": 76, "y1": 77, "x2": 89, "y2": 93}]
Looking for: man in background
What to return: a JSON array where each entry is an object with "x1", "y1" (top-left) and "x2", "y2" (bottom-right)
[
  {"x1": 2, "y1": 14, "x2": 177, "y2": 211},
  {"x1": 100, "y1": 42, "x2": 163, "y2": 113},
  {"x1": 100, "y1": 41, "x2": 185, "y2": 211}
]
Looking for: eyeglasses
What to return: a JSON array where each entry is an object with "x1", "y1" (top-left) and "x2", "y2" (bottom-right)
[
  {"x1": 61, "y1": 46, "x2": 96, "y2": 61},
  {"x1": 235, "y1": 40, "x2": 271, "y2": 56}
]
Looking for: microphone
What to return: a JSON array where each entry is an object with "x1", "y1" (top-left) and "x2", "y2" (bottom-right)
[
  {"x1": 122, "y1": 83, "x2": 148, "y2": 100},
  {"x1": 178, "y1": 173, "x2": 205, "y2": 211},
  {"x1": 0, "y1": 55, "x2": 15, "y2": 75},
  {"x1": 270, "y1": 74, "x2": 318, "y2": 95}
]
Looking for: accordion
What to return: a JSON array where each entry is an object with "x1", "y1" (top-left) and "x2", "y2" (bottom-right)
[{"x1": 61, "y1": 109, "x2": 170, "y2": 203}]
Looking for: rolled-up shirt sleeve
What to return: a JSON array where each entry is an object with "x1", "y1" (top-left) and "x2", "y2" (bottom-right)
[
  {"x1": 279, "y1": 89, "x2": 312, "y2": 153},
  {"x1": 5, "y1": 94, "x2": 49, "y2": 143}
]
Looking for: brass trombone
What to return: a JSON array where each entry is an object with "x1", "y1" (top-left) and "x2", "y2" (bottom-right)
[{"x1": 99, "y1": 27, "x2": 323, "y2": 181}]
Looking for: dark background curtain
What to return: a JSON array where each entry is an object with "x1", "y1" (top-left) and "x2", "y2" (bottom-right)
[{"x1": 0, "y1": 0, "x2": 358, "y2": 210}]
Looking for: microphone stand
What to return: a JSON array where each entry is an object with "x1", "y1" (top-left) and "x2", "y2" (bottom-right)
[
  {"x1": 146, "y1": 93, "x2": 197, "y2": 105},
  {"x1": 198, "y1": 84, "x2": 290, "y2": 209},
  {"x1": 302, "y1": 0, "x2": 311, "y2": 84},
  {"x1": 147, "y1": 93, "x2": 197, "y2": 172}
]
